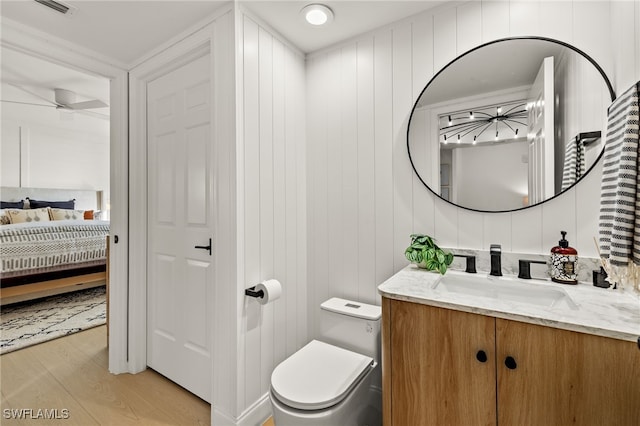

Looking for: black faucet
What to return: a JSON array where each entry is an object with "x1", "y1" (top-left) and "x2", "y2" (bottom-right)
[
  {"x1": 453, "y1": 254, "x2": 477, "y2": 273},
  {"x1": 490, "y1": 244, "x2": 502, "y2": 276},
  {"x1": 518, "y1": 259, "x2": 547, "y2": 279}
]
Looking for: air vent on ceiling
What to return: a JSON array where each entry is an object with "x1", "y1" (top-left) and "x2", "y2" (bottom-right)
[{"x1": 34, "y1": 0, "x2": 75, "y2": 15}]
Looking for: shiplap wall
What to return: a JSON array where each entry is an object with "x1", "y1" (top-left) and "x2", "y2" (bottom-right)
[
  {"x1": 237, "y1": 10, "x2": 307, "y2": 419},
  {"x1": 306, "y1": 0, "x2": 640, "y2": 335}
]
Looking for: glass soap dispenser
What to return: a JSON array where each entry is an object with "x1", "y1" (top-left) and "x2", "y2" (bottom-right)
[{"x1": 550, "y1": 231, "x2": 578, "y2": 284}]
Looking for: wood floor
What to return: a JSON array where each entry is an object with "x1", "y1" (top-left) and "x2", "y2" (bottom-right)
[{"x1": 1, "y1": 325, "x2": 211, "y2": 425}]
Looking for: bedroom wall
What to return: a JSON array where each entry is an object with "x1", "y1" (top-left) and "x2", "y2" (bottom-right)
[
  {"x1": 305, "y1": 0, "x2": 640, "y2": 335},
  {"x1": 0, "y1": 101, "x2": 109, "y2": 205}
]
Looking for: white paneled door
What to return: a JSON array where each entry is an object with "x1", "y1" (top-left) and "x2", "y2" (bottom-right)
[
  {"x1": 527, "y1": 56, "x2": 555, "y2": 205},
  {"x1": 147, "y1": 53, "x2": 213, "y2": 403}
]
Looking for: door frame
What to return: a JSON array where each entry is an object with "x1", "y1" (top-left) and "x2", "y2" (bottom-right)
[
  {"x1": 129, "y1": 28, "x2": 214, "y2": 374},
  {"x1": 1, "y1": 19, "x2": 130, "y2": 374},
  {"x1": 128, "y1": 0, "x2": 239, "y2": 376},
  {"x1": 129, "y1": 5, "x2": 242, "y2": 423}
]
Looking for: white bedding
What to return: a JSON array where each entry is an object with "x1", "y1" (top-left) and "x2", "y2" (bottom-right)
[{"x1": 0, "y1": 220, "x2": 110, "y2": 273}]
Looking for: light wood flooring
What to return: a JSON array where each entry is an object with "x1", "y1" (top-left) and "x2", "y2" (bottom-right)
[{"x1": 1, "y1": 325, "x2": 211, "y2": 425}]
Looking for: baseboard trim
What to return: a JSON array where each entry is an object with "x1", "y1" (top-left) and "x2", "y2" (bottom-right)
[{"x1": 212, "y1": 393, "x2": 272, "y2": 426}]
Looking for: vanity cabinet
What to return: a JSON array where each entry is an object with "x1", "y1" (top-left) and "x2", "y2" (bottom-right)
[
  {"x1": 383, "y1": 297, "x2": 496, "y2": 425},
  {"x1": 382, "y1": 298, "x2": 640, "y2": 426}
]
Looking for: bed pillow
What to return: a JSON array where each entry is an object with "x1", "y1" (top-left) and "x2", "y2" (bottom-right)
[
  {"x1": 7, "y1": 207, "x2": 51, "y2": 224},
  {"x1": 84, "y1": 210, "x2": 94, "y2": 220},
  {"x1": 49, "y1": 208, "x2": 85, "y2": 221},
  {"x1": 28, "y1": 199, "x2": 75, "y2": 209},
  {"x1": 0, "y1": 209, "x2": 10, "y2": 225},
  {"x1": 1, "y1": 200, "x2": 24, "y2": 209}
]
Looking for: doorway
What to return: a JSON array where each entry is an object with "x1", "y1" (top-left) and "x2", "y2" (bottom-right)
[
  {"x1": 0, "y1": 28, "x2": 130, "y2": 373},
  {"x1": 0, "y1": 46, "x2": 111, "y2": 350}
]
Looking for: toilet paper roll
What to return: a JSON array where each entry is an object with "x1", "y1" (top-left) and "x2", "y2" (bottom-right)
[{"x1": 255, "y1": 279, "x2": 282, "y2": 305}]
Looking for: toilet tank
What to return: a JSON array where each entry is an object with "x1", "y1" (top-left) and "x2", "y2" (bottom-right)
[{"x1": 319, "y1": 298, "x2": 382, "y2": 361}]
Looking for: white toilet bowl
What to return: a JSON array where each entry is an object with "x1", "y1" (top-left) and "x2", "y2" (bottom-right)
[
  {"x1": 269, "y1": 298, "x2": 382, "y2": 426},
  {"x1": 269, "y1": 340, "x2": 381, "y2": 426}
]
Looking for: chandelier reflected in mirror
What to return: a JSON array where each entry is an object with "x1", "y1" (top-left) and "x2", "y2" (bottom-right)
[{"x1": 439, "y1": 100, "x2": 529, "y2": 146}]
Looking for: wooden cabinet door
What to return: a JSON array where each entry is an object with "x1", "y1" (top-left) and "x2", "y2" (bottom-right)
[
  {"x1": 387, "y1": 300, "x2": 496, "y2": 426},
  {"x1": 497, "y1": 319, "x2": 640, "y2": 425}
]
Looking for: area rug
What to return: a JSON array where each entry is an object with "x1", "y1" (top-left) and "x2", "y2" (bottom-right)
[{"x1": 0, "y1": 286, "x2": 106, "y2": 355}]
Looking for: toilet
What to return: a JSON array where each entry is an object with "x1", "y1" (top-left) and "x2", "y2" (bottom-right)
[{"x1": 269, "y1": 297, "x2": 382, "y2": 426}]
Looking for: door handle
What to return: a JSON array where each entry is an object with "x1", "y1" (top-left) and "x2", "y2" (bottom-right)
[
  {"x1": 195, "y1": 238, "x2": 212, "y2": 256},
  {"x1": 504, "y1": 356, "x2": 518, "y2": 370}
]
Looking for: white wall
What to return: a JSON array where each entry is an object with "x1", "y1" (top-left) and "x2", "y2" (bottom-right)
[
  {"x1": 306, "y1": 0, "x2": 640, "y2": 336},
  {"x1": 1, "y1": 103, "x2": 109, "y2": 195},
  {"x1": 232, "y1": 8, "x2": 308, "y2": 423},
  {"x1": 453, "y1": 140, "x2": 529, "y2": 211}
]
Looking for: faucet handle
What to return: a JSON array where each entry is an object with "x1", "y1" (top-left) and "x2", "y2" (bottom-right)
[
  {"x1": 518, "y1": 259, "x2": 548, "y2": 279},
  {"x1": 453, "y1": 254, "x2": 477, "y2": 273}
]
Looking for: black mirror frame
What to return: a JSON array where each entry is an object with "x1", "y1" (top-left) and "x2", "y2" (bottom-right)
[{"x1": 407, "y1": 36, "x2": 616, "y2": 213}]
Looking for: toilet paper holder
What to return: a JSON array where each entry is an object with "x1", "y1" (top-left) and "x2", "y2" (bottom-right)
[{"x1": 245, "y1": 286, "x2": 264, "y2": 299}]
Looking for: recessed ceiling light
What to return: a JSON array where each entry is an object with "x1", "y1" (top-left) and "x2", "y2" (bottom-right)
[{"x1": 301, "y1": 4, "x2": 334, "y2": 26}]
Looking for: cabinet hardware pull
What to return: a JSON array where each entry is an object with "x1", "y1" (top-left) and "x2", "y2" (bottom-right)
[
  {"x1": 504, "y1": 356, "x2": 517, "y2": 370},
  {"x1": 476, "y1": 350, "x2": 488, "y2": 363},
  {"x1": 195, "y1": 238, "x2": 212, "y2": 256}
]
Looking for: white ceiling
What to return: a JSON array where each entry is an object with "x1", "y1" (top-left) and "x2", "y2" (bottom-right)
[
  {"x1": 2, "y1": 1, "x2": 445, "y2": 64},
  {"x1": 243, "y1": 1, "x2": 445, "y2": 54},
  {"x1": 2, "y1": 46, "x2": 110, "y2": 108},
  {"x1": 418, "y1": 40, "x2": 567, "y2": 107},
  {"x1": 0, "y1": 0, "x2": 230, "y2": 67},
  {"x1": 0, "y1": 0, "x2": 444, "y2": 125},
  {"x1": 1, "y1": 45, "x2": 111, "y2": 124}
]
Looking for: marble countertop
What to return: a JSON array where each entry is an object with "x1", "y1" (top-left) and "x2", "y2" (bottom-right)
[{"x1": 378, "y1": 265, "x2": 640, "y2": 343}]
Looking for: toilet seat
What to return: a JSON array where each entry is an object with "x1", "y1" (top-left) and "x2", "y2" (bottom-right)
[{"x1": 271, "y1": 340, "x2": 374, "y2": 411}]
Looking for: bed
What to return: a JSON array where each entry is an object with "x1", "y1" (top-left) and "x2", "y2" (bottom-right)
[{"x1": 0, "y1": 187, "x2": 109, "y2": 305}]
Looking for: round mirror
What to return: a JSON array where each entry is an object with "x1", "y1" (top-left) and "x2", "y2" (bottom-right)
[{"x1": 408, "y1": 37, "x2": 615, "y2": 212}]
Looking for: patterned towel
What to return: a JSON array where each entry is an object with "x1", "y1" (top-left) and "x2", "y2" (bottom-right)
[
  {"x1": 578, "y1": 138, "x2": 586, "y2": 180},
  {"x1": 561, "y1": 136, "x2": 579, "y2": 190},
  {"x1": 598, "y1": 81, "x2": 640, "y2": 294},
  {"x1": 561, "y1": 137, "x2": 587, "y2": 191}
]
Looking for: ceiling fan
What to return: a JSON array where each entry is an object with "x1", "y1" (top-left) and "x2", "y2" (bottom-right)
[{"x1": 2, "y1": 82, "x2": 109, "y2": 120}]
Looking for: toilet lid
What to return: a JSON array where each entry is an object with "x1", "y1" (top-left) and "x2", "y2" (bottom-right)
[{"x1": 271, "y1": 340, "x2": 374, "y2": 410}]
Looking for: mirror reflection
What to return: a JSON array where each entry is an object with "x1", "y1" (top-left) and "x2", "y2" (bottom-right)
[{"x1": 408, "y1": 37, "x2": 614, "y2": 212}]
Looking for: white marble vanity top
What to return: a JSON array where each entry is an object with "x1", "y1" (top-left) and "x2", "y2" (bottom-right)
[{"x1": 378, "y1": 265, "x2": 640, "y2": 343}]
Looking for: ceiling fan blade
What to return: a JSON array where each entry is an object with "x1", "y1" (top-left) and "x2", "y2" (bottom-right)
[
  {"x1": 6, "y1": 82, "x2": 60, "y2": 107},
  {"x1": 75, "y1": 109, "x2": 110, "y2": 121},
  {"x1": 65, "y1": 99, "x2": 108, "y2": 110},
  {"x1": 1, "y1": 100, "x2": 57, "y2": 108}
]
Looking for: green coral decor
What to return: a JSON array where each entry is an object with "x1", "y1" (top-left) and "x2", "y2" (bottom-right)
[{"x1": 405, "y1": 234, "x2": 454, "y2": 275}]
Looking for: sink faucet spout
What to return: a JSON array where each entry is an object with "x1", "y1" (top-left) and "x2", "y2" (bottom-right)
[{"x1": 490, "y1": 244, "x2": 502, "y2": 276}]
